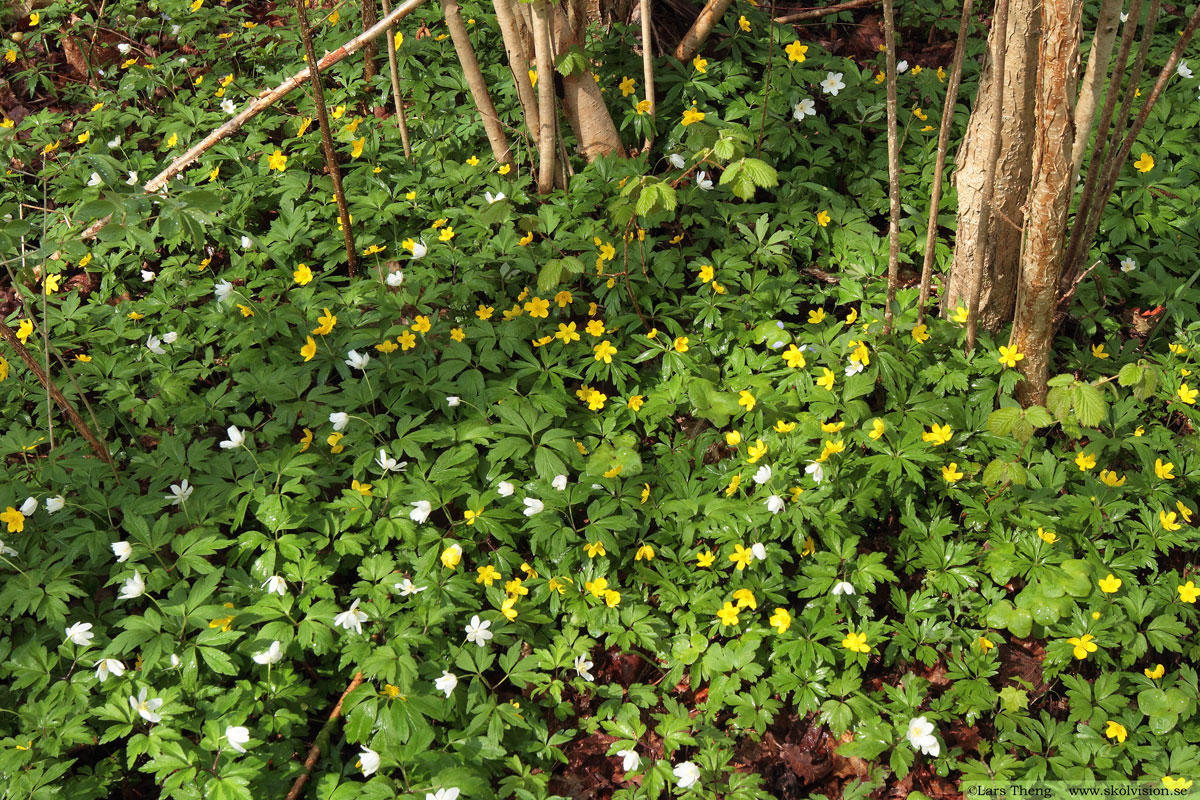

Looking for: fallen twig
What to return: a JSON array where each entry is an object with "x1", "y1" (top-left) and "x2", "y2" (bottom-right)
[
  {"x1": 282, "y1": 671, "x2": 365, "y2": 800},
  {"x1": 774, "y1": 0, "x2": 878, "y2": 25}
]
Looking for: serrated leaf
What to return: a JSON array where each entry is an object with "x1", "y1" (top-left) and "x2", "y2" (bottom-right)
[
  {"x1": 1024, "y1": 405, "x2": 1053, "y2": 428},
  {"x1": 1117, "y1": 363, "x2": 1142, "y2": 387},
  {"x1": 1074, "y1": 383, "x2": 1107, "y2": 427},
  {"x1": 987, "y1": 407, "x2": 1020, "y2": 436},
  {"x1": 740, "y1": 157, "x2": 778, "y2": 189}
]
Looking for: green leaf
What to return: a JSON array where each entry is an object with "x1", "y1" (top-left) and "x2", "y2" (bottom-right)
[
  {"x1": 1074, "y1": 383, "x2": 1107, "y2": 427},
  {"x1": 987, "y1": 407, "x2": 1020, "y2": 436}
]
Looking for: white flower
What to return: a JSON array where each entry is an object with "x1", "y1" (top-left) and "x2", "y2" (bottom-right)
[
  {"x1": 214, "y1": 279, "x2": 233, "y2": 302},
  {"x1": 522, "y1": 498, "x2": 545, "y2": 517},
  {"x1": 425, "y1": 790, "x2": 460, "y2": 800},
  {"x1": 0, "y1": 540, "x2": 15, "y2": 558},
  {"x1": 410, "y1": 500, "x2": 432, "y2": 524},
  {"x1": 765, "y1": 495, "x2": 785, "y2": 514},
  {"x1": 334, "y1": 599, "x2": 368, "y2": 634},
  {"x1": 750, "y1": 543, "x2": 767, "y2": 561},
  {"x1": 225, "y1": 725, "x2": 250, "y2": 753},
  {"x1": 129, "y1": 687, "x2": 163, "y2": 723},
  {"x1": 497, "y1": 480, "x2": 515, "y2": 497},
  {"x1": 464, "y1": 615, "x2": 493, "y2": 647},
  {"x1": 126, "y1": 171, "x2": 139, "y2": 185},
  {"x1": 434, "y1": 670, "x2": 458, "y2": 698},
  {"x1": 484, "y1": 191, "x2": 506, "y2": 204},
  {"x1": 376, "y1": 449, "x2": 405, "y2": 473},
  {"x1": 345, "y1": 350, "x2": 370, "y2": 371},
  {"x1": 574, "y1": 655, "x2": 594, "y2": 682},
  {"x1": 410, "y1": 239, "x2": 428, "y2": 259},
  {"x1": 695, "y1": 171, "x2": 713, "y2": 190},
  {"x1": 447, "y1": 396, "x2": 461, "y2": 407},
  {"x1": 112, "y1": 541, "x2": 132, "y2": 562},
  {"x1": 394, "y1": 578, "x2": 427, "y2": 596},
  {"x1": 832, "y1": 581, "x2": 856, "y2": 596},
  {"x1": 46, "y1": 495, "x2": 65, "y2": 514},
  {"x1": 167, "y1": 479, "x2": 193, "y2": 505},
  {"x1": 146, "y1": 335, "x2": 166, "y2": 355},
  {"x1": 845, "y1": 359, "x2": 865, "y2": 376},
  {"x1": 1178, "y1": 60, "x2": 1194, "y2": 79},
  {"x1": 96, "y1": 658, "x2": 125, "y2": 682},
  {"x1": 673, "y1": 761, "x2": 701, "y2": 789},
  {"x1": 107, "y1": 136, "x2": 121, "y2": 149},
  {"x1": 118, "y1": 42, "x2": 132, "y2": 55},
  {"x1": 386, "y1": 270, "x2": 404, "y2": 286},
  {"x1": 219, "y1": 425, "x2": 245, "y2": 450},
  {"x1": 1120, "y1": 11, "x2": 1128, "y2": 22},
  {"x1": 262, "y1": 575, "x2": 286, "y2": 595},
  {"x1": 552, "y1": 474, "x2": 568, "y2": 491},
  {"x1": 617, "y1": 748, "x2": 640, "y2": 772},
  {"x1": 1119, "y1": 256, "x2": 1137, "y2": 273},
  {"x1": 171, "y1": 23, "x2": 181, "y2": 34},
  {"x1": 169, "y1": 653, "x2": 181, "y2": 668},
  {"x1": 88, "y1": 172, "x2": 103, "y2": 187},
  {"x1": 906, "y1": 716, "x2": 940, "y2": 757},
  {"x1": 253, "y1": 641, "x2": 284, "y2": 665},
  {"x1": 141, "y1": 270, "x2": 156, "y2": 283},
  {"x1": 221, "y1": 98, "x2": 237, "y2": 115},
  {"x1": 119, "y1": 570, "x2": 145, "y2": 600},
  {"x1": 161, "y1": 331, "x2": 178, "y2": 345},
  {"x1": 820, "y1": 71, "x2": 846, "y2": 96},
  {"x1": 669, "y1": 153, "x2": 686, "y2": 169},
  {"x1": 753, "y1": 465, "x2": 772, "y2": 485},
  {"x1": 357, "y1": 746, "x2": 380, "y2": 777},
  {"x1": 240, "y1": 235, "x2": 253, "y2": 249},
  {"x1": 805, "y1": 461, "x2": 825, "y2": 484},
  {"x1": 896, "y1": 60, "x2": 909, "y2": 73},
  {"x1": 792, "y1": 98, "x2": 816, "y2": 121},
  {"x1": 65, "y1": 622, "x2": 94, "y2": 647},
  {"x1": 20, "y1": 497, "x2": 36, "y2": 516},
  {"x1": 329, "y1": 412, "x2": 349, "y2": 431}
]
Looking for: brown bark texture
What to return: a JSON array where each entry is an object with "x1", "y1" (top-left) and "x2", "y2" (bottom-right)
[
  {"x1": 1069, "y1": 0, "x2": 1122, "y2": 184},
  {"x1": 674, "y1": 0, "x2": 736, "y2": 62},
  {"x1": 551, "y1": 3, "x2": 627, "y2": 161},
  {"x1": 493, "y1": 0, "x2": 540, "y2": 137},
  {"x1": 942, "y1": 0, "x2": 1039, "y2": 329},
  {"x1": 442, "y1": 0, "x2": 513, "y2": 164},
  {"x1": 531, "y1": 0, "x2": 558, "y2": 193},
  {"x1": 1011, "y1": 0, "x2": 1081, "y2": 406}
]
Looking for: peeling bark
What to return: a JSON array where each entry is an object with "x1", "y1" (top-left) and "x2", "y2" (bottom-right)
[
  {"x1": 1069, "y1": 0, "x2": 1122, "y2": 184},
  {"x1": 551, "y1": 4, "x2": 626, "y2": 161},
  {"x1": 674, "y1": 0, "x2": 736, "y2": 62},
  {"x1": 441, "y1": 0, "x2": 513, "y2": 164},
  {"x1": 493, "y1": 0, "x2": 540, "y2": 137},
  {"x1": 531, "y1": 0, "x2": 558, "y2": 193}
]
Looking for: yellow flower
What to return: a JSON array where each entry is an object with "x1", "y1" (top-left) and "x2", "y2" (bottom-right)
[
  {"x1": 4, "y1": 49, "x2": 15, "y2": 64},
  {"x1": 526, "y1": 297, "x2": 550, "y2": 318},
  {"x1": 1179, "y1": 581, "x2": 1200, "y2": 602},
  {"x1": 299, "y1": 428, "x2": 313, "y2": 451},
  {"x1": 1104, "y1": 721, "x2": 1127, "y2": 743},
  {"x1": 412, "y1": 315, "x2": 431, "y2": 335},
  {"x1": 738, "y1": 390, "x2": 756, "y2": 412},
  {"x1": 554, "y1": 290, "x2": 573, "y2": 308},
  {"x1": 1099, "y1": 470, "x2": 1125, "y2": 487},
  {"x1": 555, "y1": 322, "x2": 580, "y2": 344},
  {"x1": 518, "y1": 231, "x2": 534, "y2": 246},
  {"x1": 875, "y1": 71, "x2": 886, "y2": 84},
  {"x1": 604, "y1": 590, "x2": 621, "y2": 608},
  {"x1": 327, "y1": 432, "x2": 345, "y2": 453},
  {"x1": 1178, "y1": 383, "x2": 1198, "y2": 405},
  {"x1": 817, "y1": 368, "x2": 836, "y2": 391},
  {"x1": 76, "y1": 354, "x2": 91, "y2": 363},
  {"x1": 769, "y1": 607, "x2": 791, "y2": 633},
  {"x1": 1, "y1": 507, "x2": 25, "y2": 533},
  {"x1": 1133, "y1": 152, "x2": 1154, "y2": 173},
  {"x1": 782, "y1": 344, "x2": 806, "y2": 368},
  {"x1": 1098, "y1": 574, "x2": 1122, "y2": 594},
  {"x1": 911, "y1": 324, "x2": 930, "y2": 344},
  {"x1": 1090, "y1": 343, "x2": 1109, "y2": 359},
  {"x1": 635, "y1": 544, "x2": 655, "y2": 561},
  {"x1": 439, "y1": 226, "x2": 455, "y2": 242},
  {"x1": 619, "y1": 76, "x2": 636, "y2": 96},
  {"x1": 951, "y1": 305, "x2": 969, "y2": 323},
  {"x1": 585, "y1": 576, "x2": 608, "y2": 597},
  {"x1": 350, "y1": 137, "x2": 365, "y2": 159},
  {"x1": 923, "y1": 423, "x2": 953, "y2": 446},
  {"x1": 128, "y1": 311, "x2": 144, "y2": 320},
  {"x1": 1145, "y1": 664, "x2": 1165, "y2": 679},
  {"x1": 1067, "y1": 633, "x2": 1098, "y2": 660},
  {"x1": 297, "y1": 116, "x2": 313, "y2": 137},
  {"x1": 1178, "y1": 501, "x2": 1194, "y2": 523},
  {"x1": 670, "y1": 336, "x2": 689, "y2": 353},
  {"x1": 913, "y1": 107, "x2": 928, "y2": 121},
  {"x1": 77, "y1": 130, "x2": 91, "y2": 144},
  {"x1": 628, "y1": 395, "x2": 645, "y2": 411},
  {"x1": 528, "y1": 69, "x2": 538, "y2": 88},
  {"x1": 1155, "y1": 458, "x2": 1175, "y2": 480},
  {"x1": 696, "y1": 550, "x2": 715, "y2": 568},
  {"x1": 236, "y1": 303, "x2": 254, "y2": 318},
  {"x1": 450, "y1": 328, "x2": 465, "y2": 342},
  {"x1": 398, "y1": 331, "x2": 417, "y2": 350},
  {"x1": 636, "y1": 99, "x2": 651, "y2": 114},
  {"x1": 937, "y1": 66, "x2": 946, "y2": 81},
  {"x1": 747, "y1": 439, "x2": 767, "y2": 464},
  {"x1": 312, "y1": 308, "x2": 336, "y2": 336},
  {"x1": 594, "y1": 340, "x2": 617, "y2": 363},
  {"x1": 942, "y1": 463, "x2": 964, "y2": 483},
  {"x1": 693, "y1": 55, "x2": 708, "y2": 73},
  {"x1": 716, "y1": 601, "x2": 741, "y2": 627},
  {"x1": 998, "y1": 345, "x2": 1024, "y2": 368},
  {"x1": 1075, "y1": 451, "x2": 1097, "y2": 471},
  {"x1": 681, "y1": 107, "x2": 706, "y2": 126},
  {"x1": 729, "y1": 544, "x2": 753, "y2": 570},
  {"x1": 441, "y1": 544, "x2": 462, "y2": 569},
  {"x1": 738, "y1": 15, "x2": 750, "y2": 31},
  {"x1": 376, "y1": 340, "x2": 398, "y2": 353},
  {"x1": 842, "y1": 631, "x2": 870, "y2": 654},
  {"x1": 16, "y1": 319, "x2": 34, "y2": 344},
  {"x1": 584, "y1": 541, "x2": 607, "y2": 558},
  {"x1": 498, "y1": 164, "x2": 511, "y2": 175},
  {"x1": 978, "y1": 637, "x2": 994, "y2": 651},
  {"x1": 1037, "y1": 527, "x2": 1057, "y2": 544},
  {"x1": 817, "y1": 209, "x2": 831, "y2": 227},
  {"x1": 44, "y1": 274, "x2": 61, "y2": 294},
  {"x1": 774, "y1": 420, "x2": 796, "y2": 433},
  {"x1": 785, "y1": 40, "x2": 808, "y2": 62},
  {"x1": 733, "y1": 588, "x2": 757, "y2": 610},
  {"x1": 808, "y1": 308, "x2": 827, "y2": 324},
  {"x1": 725, "y1": 473, "x2": 741, "y2": 496},
  {"x1": 869, "y1": 418, "x2": 885, "y2": 440},
  {"x1": 726, "y1": 430, "x2": 743, "y2": 447},
  {"x1": 351, "y1": 480, "x2": 372, "y2": 497},
  {"x1": 464, "y1": 508, "x2": 482, "y2": 526},
  {"x1": 1163, "y1": 777, "x2": 1194, "y2": 792},
  {"x1": 267, "y1": 149, "x2": 288, "y2": 171},
  {"x1": 821, "y1": 420, "x2": 845, "y2": 433},
  {"x1": 466, "y1": 155, "x2": 479, "y2": 167},
  {"x1": 476, "y1": 305, "x2": 494, "y2": 320},
  {"x1": 30, "y1": 11, "x2": 41, "y2": 24}
]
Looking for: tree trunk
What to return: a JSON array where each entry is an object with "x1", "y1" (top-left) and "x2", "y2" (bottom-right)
[
  {"x1": 1069, "y1": 0, "x2": 1122, "y2": 185},
  {"x1": 441, "y1": 0, "x2": 513, "y2": 164},
  {"x1": 531, "y1": 0, "x2": 558, "y2": 193},
  {"x1": 674, "y1": 0, "x2": 736, "y2": 62},
  {"x1": 1011, "y1": 0, "x2": 1081, "y2": 406},
  {"x1": 550, "y1": 2, "x2": 626, "y2": 161},
  {"x1": 363, "y1": 0, "x2": 380, "y2": 81},
  {"x1": 941, "y1": 0, "x2": 1039, "y2": 328},
  {"x1": 493, "y1": 0, "x2": 540, "y2": 138}
]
